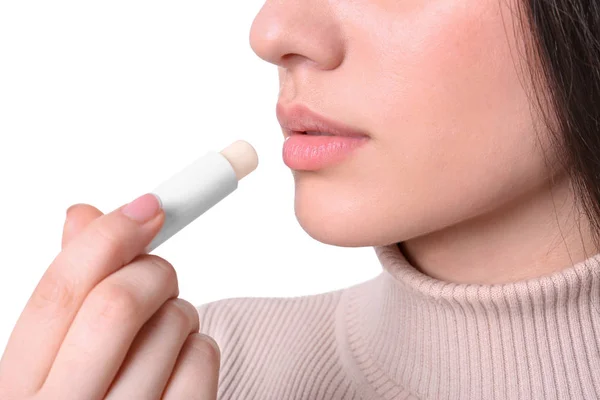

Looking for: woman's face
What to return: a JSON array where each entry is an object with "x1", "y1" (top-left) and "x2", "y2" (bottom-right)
[{"x1": 249, "y1": 0, "x2": 556, "y2": 247}]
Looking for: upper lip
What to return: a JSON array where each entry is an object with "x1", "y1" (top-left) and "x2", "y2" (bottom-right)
[{"x1": 276, "y1": 102, "x2": 369, "y2": 138}]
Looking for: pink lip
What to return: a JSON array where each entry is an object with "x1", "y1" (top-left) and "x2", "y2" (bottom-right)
[
  {"x1": 276, "y1": 103, "x2": 370, "y2": 170},
  {"x1": 276, "y1": 102, "x2": 370, "y2": 139}
]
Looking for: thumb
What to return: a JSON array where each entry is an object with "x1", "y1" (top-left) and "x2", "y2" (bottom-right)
[{"x1": 61, "y1": 203, "x2": 104, "y2": 250}]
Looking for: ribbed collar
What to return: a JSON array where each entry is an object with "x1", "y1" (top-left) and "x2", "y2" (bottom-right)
[{"x1": 336, "y1": 243, "x2": 600, "y2": 399}]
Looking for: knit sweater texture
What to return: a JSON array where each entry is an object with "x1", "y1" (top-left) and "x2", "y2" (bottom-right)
[{"x1": 196, "y1": 244, "x2": 600, "y2": 399}]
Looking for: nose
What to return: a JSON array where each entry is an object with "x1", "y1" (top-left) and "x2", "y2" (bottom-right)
[{"x1": 249, "y1": 1, "x2": 345, "y2": 71}]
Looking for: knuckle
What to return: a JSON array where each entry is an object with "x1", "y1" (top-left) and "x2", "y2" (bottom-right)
[
  {"x1": 186, "y1": 333, "x2": 221, "y2": 364},
  {"x1": 31, "y1": 270, "x2": 77, "y2": 312},
  {"x1": 88, "y1": 282, "x2": 140, "y2": 324},
  {"x1": 92, "y1": 222, "x2": 127, "y2": 265}
]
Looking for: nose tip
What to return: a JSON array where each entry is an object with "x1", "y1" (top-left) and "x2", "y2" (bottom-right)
[{"x1": 249, "y1": 2, "x2": 345, "y2": 71}]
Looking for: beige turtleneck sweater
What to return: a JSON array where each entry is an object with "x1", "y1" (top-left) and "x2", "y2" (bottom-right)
[{"x1": 196, "y1": 244, "x2": 600, "y2": 399}]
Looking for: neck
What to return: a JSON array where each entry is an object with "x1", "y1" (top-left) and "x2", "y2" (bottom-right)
[{"x1": 399, "y1": 174, "x2": 599, "y2": 284}]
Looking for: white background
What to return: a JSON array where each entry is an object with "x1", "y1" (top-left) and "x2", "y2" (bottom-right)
[{"x1": 0, "y1": 2, "x2": 380, "y2": 352}]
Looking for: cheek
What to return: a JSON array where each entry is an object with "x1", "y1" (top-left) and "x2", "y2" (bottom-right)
[
  {"x1": 378, "y1": 3, "x2": 548, "y2": 199},
  {"x1": 294, "y1": 1, "x2": 555, "y2": 246}
]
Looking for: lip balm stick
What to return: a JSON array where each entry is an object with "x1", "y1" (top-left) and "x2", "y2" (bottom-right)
[{"x1": 144, "y1": 140, "x2": 258, "y2": 253}]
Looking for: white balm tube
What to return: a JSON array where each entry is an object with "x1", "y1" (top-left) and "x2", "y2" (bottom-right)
[{"x1": 145, "y1": 140, "x2": 258, "y2": 253}]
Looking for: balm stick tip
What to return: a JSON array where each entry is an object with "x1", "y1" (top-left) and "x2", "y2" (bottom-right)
[{"x1": 219, "y1": 140, "x2": 259, "y2": 181}]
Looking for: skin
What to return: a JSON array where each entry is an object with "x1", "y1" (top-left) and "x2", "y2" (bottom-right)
[
  {"x1": 0, "y1": 196, "x2": 220, "y2": 399},
  {"x1": 1, "y1": 1, "x2": 598, "y2": 397},
  {"x1": 249, "y1": 0, "x2": 599, "y2": 284}
]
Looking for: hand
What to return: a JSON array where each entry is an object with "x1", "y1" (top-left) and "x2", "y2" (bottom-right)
[{"x1": 0, "y1": 194, "x2": 220, "y2": 400}]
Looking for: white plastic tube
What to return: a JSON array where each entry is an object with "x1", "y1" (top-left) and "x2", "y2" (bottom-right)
[{"x1": 144, "y1": 140, "x2": 258, "y2": 253}]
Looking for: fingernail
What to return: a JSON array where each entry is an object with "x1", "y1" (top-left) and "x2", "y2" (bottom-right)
[
  {"x1": 121, "y1": 193, "x2": 162, "y2": 223},
  {"x1": 198, "y1": 333, "x2": 221, "y2": 357}
]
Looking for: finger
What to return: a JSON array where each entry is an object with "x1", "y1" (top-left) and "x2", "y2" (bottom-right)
[
  {"x1": 103, "y1": 298, "x2": 200, "y2": 399},
  {"x1": 61, "y1": 204, "x2": 104, "y2": 250},
  {"x1": 0, "y1": 193, "x2": 164, "y2": 394},
  {"x1": 39, "y1": 254, "x2": 179, "y2": 400},
  {"x1": 161, "y1": 333, "x2": 221, "y2": 400}
]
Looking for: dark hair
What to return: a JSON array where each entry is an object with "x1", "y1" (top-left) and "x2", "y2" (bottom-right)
[{"x1": 515, "y1": 0, "x2": 600, "y2": 256}]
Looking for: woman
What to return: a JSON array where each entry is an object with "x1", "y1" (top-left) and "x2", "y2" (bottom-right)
[{"x1": 1, "y1": 0, "x2": 599, "y2": 399}]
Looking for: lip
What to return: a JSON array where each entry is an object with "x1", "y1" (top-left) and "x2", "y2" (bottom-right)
[
  {"x1": 276, "y1": 102, "x2": 370, "y2": 139},
  {"x1": 276, "y1": 102, "x2": 369, "y2": 170}
]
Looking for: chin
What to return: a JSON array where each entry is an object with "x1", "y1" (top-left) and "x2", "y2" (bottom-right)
[
  {"x1": 292, "y1": 173, "x2": 404, "y2": 248},
  {"x1": 295, "y1": 209, "x2": 370, "y2": 247}
]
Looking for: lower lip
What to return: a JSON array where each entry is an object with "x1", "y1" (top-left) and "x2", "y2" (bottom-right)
[{"x1": 282, "y1": 133, "x2": 368, "y2": 171}]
